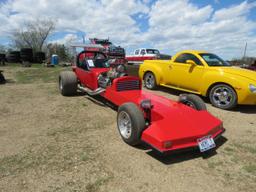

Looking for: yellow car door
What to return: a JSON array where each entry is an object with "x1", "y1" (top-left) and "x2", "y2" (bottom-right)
[{"x1": 170, "y1": 53, "x2": 205, "y2": 92}]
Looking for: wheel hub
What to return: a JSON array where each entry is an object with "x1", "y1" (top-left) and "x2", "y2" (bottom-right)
[
  {"x1": 145, "y1": 74, "x2": 154, "y2": 88},
  {"x1": 59, "y1": 79, "x2": 63, "y2": 90},
  {"x1": 118, "y1": 111, "x2": 132, "y2": 139},
  {"x1": 213, "y1": 87, "x2": 232, "y2": 106}
]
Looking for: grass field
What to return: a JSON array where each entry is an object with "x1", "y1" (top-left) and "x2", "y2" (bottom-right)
[{"x1": 0, "y1": 64, "x2": 255, "y2": 192}]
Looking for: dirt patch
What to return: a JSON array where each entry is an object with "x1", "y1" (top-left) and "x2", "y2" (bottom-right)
[{"x1": 0, "y1": 65, "x2": 255, "y2": 192}]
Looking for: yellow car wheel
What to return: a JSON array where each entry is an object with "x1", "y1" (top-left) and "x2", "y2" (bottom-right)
[
  {"x1": 209, "y1": 84, "x2": 237, "y2": 110},
  {"x1": 144, "y1": 72, "x2": 157, "y2": 90}
]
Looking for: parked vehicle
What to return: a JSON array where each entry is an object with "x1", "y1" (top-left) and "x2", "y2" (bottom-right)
[
  {"x1": 126, "y1": 48, "x2": 160, "y2": 65},
  {"x1": 241, "y1": 61, "x2": 256, "y2": 71},
  {"x1": 139, "y1": 50, "x2": 256, "y2": 110},
  {"x1": 58, "y1": 45, "x2": 225, "y2": 154}
]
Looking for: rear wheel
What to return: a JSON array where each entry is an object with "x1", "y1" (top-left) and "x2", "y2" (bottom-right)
[
  {"x1": 144, "y1": 72, "x2": 157, "y2": 90},
  {"x1": 209, "y1": 84, "x2": 237, "y2": 110},
  {"x1": 117, "y1": 102, "x2": 145, "y2": 146},
  {"x1": 59, "y1": 71, "x2": 77, "y2": 96},
  {"x1": 179, "y1": 94, "x2": 207, "y2": 111}
]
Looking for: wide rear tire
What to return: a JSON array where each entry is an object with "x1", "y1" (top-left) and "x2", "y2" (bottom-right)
[
  {"x1": 117, "y1": 102, "x2": 145, "y2": 146},
  {"x1": 59, "y1": 71, "x2": 77, "y2": 96},
  {"x1": 178, "y1": 94, "x2": 207, "y2": 111}
]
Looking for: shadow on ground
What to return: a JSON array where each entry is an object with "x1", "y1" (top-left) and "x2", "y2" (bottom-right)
[
  {"x1": 150, "y1": 86, "x2": 256, "y2": 114},
  {"x1": 145, "y1": 136, "x2": 228, "y2": 165}
]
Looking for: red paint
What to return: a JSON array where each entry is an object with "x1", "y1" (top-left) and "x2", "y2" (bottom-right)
[
  {"x1": 74, "y1": 48, "x2": 225, "y2": 153},
  {"x1": 126, "y1": 55, "x2": 157, "y2": 62},
  {"x1": 102, "y1": 78, "x2": 224, "y2": 152}
]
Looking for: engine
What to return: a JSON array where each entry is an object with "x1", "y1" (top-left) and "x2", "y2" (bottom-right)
[{"x1": 98, "y1": 64, "x2": 127, "y2": 88}]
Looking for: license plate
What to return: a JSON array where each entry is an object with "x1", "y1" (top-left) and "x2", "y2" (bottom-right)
[{"x1": 197, "y1": 136, "x2": 216, "y2": 152}]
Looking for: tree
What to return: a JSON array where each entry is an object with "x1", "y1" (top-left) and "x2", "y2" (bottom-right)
[
  {"x1": 11, "y1": 19, "x2": 55, "y2": 52},
  {"x1": 46, "y1": 43, "x2": 72, "y2": 62},
  {"x1": 0, "y1": 45, "x2": 6, "y2": 53}
]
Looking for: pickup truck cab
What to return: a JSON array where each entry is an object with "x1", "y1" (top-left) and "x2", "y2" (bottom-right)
[{"x1": 126, "y1": 48, "x2": 160, "y2": 65}]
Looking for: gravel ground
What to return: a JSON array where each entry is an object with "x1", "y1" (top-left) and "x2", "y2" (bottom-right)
[{"x1": 0, "y1": 65, "x2": 255, "y2": 192}]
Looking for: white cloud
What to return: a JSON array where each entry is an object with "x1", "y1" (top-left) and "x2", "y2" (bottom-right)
[
  {"x1": 213, "y1": 1, "x2": 256, "y2": 21},
  {"x1": 49, "y1": 34, "x2": 79, "y2": 45},
  {"x1": 0, "y1": 0, "x2": 256, "y2": 59},
  {"x1": 145, "y1": 0, "x2": 256, "y2": 59}
]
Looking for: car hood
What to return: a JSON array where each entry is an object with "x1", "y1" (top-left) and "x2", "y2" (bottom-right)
[{"x1": 215, "y1": 67, "x2": 256, "y2": 82}]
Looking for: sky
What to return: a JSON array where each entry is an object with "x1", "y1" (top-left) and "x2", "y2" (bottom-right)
[{"x1": 0, "y1": 0, "x2": 256, "y2": 59}]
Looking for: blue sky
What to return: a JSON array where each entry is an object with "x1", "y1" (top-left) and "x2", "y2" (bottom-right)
[{"x1": 0, "y1": 0, "x2": 256, "y2": 59}]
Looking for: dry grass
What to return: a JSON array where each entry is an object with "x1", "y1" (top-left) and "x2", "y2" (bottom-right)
[{"x1": 0, "y1": 64, "x2": 255, "y2": 192}]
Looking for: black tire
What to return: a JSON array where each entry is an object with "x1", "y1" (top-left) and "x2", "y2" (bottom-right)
[
  {"x1": 0, "y1": 54, "x2": 6, "y2": 59},
  {"x1": 179, "y1": 94, "x2": 207, "y2": 111},
  {"x1": 144, "y1": 72, "x2": 157, "y2": 90},
  {"x1": 117, "y1": 102, "x2": 145, "y2": 146},
  {"x1": 59, "y1": 71, "x2": 77, "y2": 96},
  {"x1": 20, "y1": 48, "x2": 33, "y2": 62},
  {"x1": 209, "y1": 84, "x2": 237, "y2": 110},
  {"x1": 34, "y1": 52, "x2": 45, "y2": 63},
  {"x1": 0, "y1": 72, "x2": 6, "y2": 84}
]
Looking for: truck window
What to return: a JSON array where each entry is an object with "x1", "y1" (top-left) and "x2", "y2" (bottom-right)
[
  {"x1": 174, "y1": 53, "x2": 202, "y2": 65},
  {"x1": 140, "y1": 49, "x2": 146, "y2": 55},
  {"x1": 135, "y1": 50, "x2": 139, "y2": 55},
  {"x1": 146, "y1": 49, "x2": 160, "y2": 54}
]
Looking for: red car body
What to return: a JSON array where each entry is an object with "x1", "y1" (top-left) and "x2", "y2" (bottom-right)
[{"x1": 70, "y1": 45, "x2": 225, "y2": 153}]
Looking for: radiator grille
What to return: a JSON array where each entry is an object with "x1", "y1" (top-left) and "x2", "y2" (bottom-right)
[{"x1": 116, "y1": 80, "x2": 140, "y2": 91}]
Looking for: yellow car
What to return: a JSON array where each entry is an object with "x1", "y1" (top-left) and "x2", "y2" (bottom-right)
[{"x1": 139, "y1": 50, "x2": 256, "y2": 109}]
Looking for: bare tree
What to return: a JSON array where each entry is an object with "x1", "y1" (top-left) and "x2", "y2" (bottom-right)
[
  {"x1": 0, "y1": 45, "x2": 7, "y2": 53},
  {"x1": 11, "y1": 19, "x2": 55, "y2": 52}
]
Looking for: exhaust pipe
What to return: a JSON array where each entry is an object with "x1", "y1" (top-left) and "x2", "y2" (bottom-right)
[{"x1": 78, "y1": 85, "x2": 105, "y2": 96}]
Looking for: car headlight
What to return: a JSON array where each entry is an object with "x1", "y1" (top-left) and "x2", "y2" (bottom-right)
[{"x1": 249, "y1": 84, "x2": 256, "y2": 93}]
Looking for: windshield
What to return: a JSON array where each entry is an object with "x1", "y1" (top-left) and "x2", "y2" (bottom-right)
[
  {"x1": 146, "y1": 49, "x2": 160, "y2": 54},
  {"x1": 200, "y1": 53, "x2": 231, "y2": 67},
  {"x1": 87, "y1": 59, "x2": 110, "y2": 68}
]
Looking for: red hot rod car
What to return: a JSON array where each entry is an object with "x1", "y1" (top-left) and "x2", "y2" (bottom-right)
[{"x1": 59, "y1": 45, "x2": 225, "y2": 153}]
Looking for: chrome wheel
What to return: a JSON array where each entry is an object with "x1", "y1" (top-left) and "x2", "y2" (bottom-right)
[
  {"x1": 117, "y1": 111, "x2": 132, "y2": 139},
  {"x1": 59, "y1": 78, "x2": 63, "y2": 90},
  {"x1": 144, "y1": 73, "x2": 155, "y2": 89},
  {"x1": 211, "y1": 86, "x2": 234, "y2": 108}
]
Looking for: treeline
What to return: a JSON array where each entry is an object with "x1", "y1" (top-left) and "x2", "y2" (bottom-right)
[
  {"x1": 229, "y1": 57, "x2": 256, "y2": 66},
  {"x1": 0, "y1": 19, "x2": 72, "y2": 63}
]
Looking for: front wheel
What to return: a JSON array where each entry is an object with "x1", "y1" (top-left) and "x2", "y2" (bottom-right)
[
  {"x1": 209, "y1": 84, "x2": 237, "y2": 110},
  {"x1": 117, "y1": 103, "x2": 145, "y2": 146},
  {"x1": 144, "y1": 72, "x2": 157, "y2": 90}
]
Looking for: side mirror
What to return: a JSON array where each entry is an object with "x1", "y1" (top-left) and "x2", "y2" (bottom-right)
[{"x1": 186, "y1": 60, "x2": 196, "y2": 66}]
